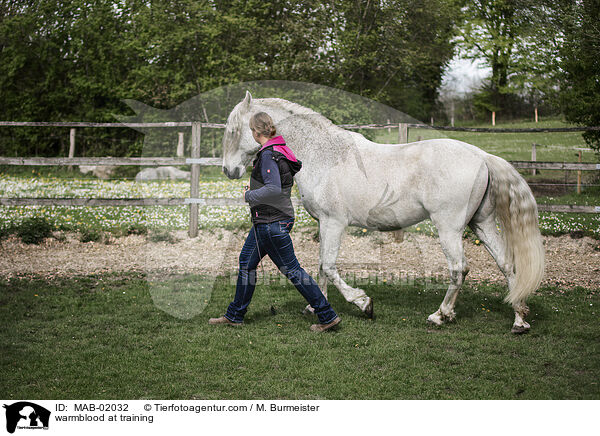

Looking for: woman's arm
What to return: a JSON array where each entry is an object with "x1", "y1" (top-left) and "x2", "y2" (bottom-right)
[{"x1": 244, "y1": 150, "x2": 282, "y2": 205}]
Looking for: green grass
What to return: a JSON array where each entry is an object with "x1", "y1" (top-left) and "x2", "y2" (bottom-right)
[
  {"x1": 374, "y1": 118, "x2": 599, "y2": 162},
  {"x1": 1, "y1": 273, "x2": 598, "y2": 400},
  {"x1": 536, "y1": 186, "x2": 600, "y2": 206}
]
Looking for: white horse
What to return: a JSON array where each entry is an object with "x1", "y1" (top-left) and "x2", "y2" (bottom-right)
[{"x1": 222, "y1": 92, "x2": 545, "y2": 333}]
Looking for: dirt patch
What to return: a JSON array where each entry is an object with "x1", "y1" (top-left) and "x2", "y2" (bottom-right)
[{"x1": 2, "y1": 229, "x2": 599, "y2": 290}]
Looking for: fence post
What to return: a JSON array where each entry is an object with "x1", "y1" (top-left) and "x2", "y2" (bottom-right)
[
  {"x1": 398, "y1": 123, "x2": 408, "y2": 144},
  {"x1": 394, "y1": 124, "x2": 409, "y2": 242},
  {"x1": 177, "y1": 132, "x2": 184, "y2": 157},
  {"x1": 492, "y1": 111, "x2": 496, "y2": 126},
  {"x1": 188, "y1": 122, "x2": 201, "y2": 238},
  {"x1": 68, "y1": 128, "x2": 76, "y2": 170},
  {"x1": 577, "y1": 150, "x2": 582, "y2": 194},
  {"x1": 531, "y1": 143, "x2": 537, "y2": 176}
]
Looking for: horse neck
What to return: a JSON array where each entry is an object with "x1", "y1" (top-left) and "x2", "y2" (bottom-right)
[{"x1": 252, "y1": 100, "x2": 338, "y2": 171}]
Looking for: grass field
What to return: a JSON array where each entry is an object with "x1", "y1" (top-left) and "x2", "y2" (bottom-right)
[
  {"x1": 375, "y1": 118, "x2": 598, "y2": 162},
  {"x1": 1, "y1": 274, "x2": 598, "y2": 400}
]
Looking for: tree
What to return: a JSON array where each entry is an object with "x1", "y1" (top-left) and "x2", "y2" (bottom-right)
[
  {"x1": 0, "y1": 0, "x2": 461, "y2": 156},
  {"x1": 0, "y1": 0, "x2": 146, "y2": 156},
  {"x1": 558, "y1": 0, "x2": 600, "y2": 152},
  {"x1": 324, "y1": 0, "x2": 460, "y2": 120},
  {"x1": 457, "y1": 0, "x2": 559, "y2": 117}
]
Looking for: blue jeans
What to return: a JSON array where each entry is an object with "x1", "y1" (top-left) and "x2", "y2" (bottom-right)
[{"x1": 225, "y1": 219, "x2": 338, "y2": 324}]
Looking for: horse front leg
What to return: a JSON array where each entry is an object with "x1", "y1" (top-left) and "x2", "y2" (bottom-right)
[{"x1": 304, "y1": 218, "x2": 373, "y2": 318}]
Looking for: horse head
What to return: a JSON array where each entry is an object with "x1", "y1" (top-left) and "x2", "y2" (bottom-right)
[{"x1": 222, "y1": 91, "x2": 260, "y2": 179}]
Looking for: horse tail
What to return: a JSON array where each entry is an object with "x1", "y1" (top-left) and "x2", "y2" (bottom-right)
[{"x1": 485, "y1": 154, "x2": 545, "y2": 306}]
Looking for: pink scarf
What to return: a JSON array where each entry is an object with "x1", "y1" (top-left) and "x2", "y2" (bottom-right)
[{"x1": 259, "y1": 135, "x2": 298, "y2": 162}]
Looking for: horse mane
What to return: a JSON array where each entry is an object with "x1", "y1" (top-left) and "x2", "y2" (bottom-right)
[{"x1": 257, "y1": 98, "x2": 340, "y2": 131}]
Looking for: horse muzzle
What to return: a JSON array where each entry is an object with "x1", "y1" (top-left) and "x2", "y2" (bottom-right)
[{"x1": 222, "y1": 166, "x2": 244, "y2": 179}]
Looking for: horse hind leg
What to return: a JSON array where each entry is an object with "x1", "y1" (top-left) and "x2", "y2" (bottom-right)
[
  {"x1": 427, "y1": 227, "x2": 469, "y2": 326},
  {"x1": 469, "y1": 215, "x2": 529, "y2": 333},
  {"x1": 307, "y1": 218, "x2": 373, "y2": 318}
]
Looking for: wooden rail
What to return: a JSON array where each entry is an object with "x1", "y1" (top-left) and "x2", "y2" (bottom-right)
[
  {"x1": 2, "y1": 198, "x2": 596, "y2": 213},
  {"x1": 1, "y1": 197, "x2": 597, "y2": 216},
  {"x1": 537, "y1": 204, "x2": 600, "y2": 213},
  {"x1": 510, "y1": 161, "x2": 599, "y2": 171},
  {"x1": 0, "y1": 157, "x2": 222, "y2": 166},
  {"x1": 0, "y1": 121, "x2": 224, "y2": 128},
  {"x1": 0, "y1": 197, "x2": 249, "y2": 206},
  {"x1": 2, "y1": 120, "x2": 600, "y2": 132},
  {"x1": 1, "y1": 156, "x2": 598, "y2": 171}
]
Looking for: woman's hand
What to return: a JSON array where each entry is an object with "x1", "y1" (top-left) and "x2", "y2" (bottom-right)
[{"x1": 242, "y1": 185, "x2": 249, "y2": 199}]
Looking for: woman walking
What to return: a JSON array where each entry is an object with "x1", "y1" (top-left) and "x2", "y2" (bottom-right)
[{"x1": 209, "y1": 112, "x2": 341, "y2": 332}]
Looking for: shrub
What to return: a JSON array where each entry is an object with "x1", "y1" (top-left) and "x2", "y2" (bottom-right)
[
  {"x1": 79, "y1": 227, "x2": 103, "y2": 243},
  {"x1": 16, "y1": 217, "x2": 55, "y2": 244},
  {"x1": 127, "y1": 223, "x2": 148, "y2": 235},
  {"x1": 53, "y1": 232, "x2": 67, "y2": 242},
  {"x1": 0, "y1": 226, "x2": 14, "y2": 241},
  {"x1": 147, "y1": 229, "x2": 178, "y2": 244}
]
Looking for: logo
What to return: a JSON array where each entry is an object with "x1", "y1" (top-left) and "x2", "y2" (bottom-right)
[{"x1": 3, "y1": 402, "x2": 50, "y2": 434}]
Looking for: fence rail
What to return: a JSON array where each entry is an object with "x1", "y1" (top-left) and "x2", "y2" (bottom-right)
[
  {"x1": 0, "y1": 197, "x2": 245, "y2": 206},
  {"x1": 2, "y1": 120, "x2": 600, "y2": 132},
  {"x1": 1, "y1": 197, "x2": 597, "y2": 214},
  {"x1": 509, "y1": 161, "x2": 600, "y2": 171},
  {"x1": 0, "y1": 157, "x2": 221, "y2": 166},
  {"x1": 1, "y1": 156, "x2": 598, "y2": 171}
]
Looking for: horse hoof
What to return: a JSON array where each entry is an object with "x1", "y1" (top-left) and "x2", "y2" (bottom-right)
[
  {"x1": 302, "y1": 304, "x2": 315, "y2": 315},
  {"x1": 427, "y1": 312, "x2": 443, "y2": 326},
  {"x1": 364, "y1": 298, "x2": 374, "y2": 319},
  {"x1": 511, "y1": 325, "x2": 530, "y2": 334}
]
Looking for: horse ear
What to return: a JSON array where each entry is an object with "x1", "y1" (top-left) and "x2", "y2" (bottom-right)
[{"x1": 243, "y1": 90, "x2": 252, "y2": 108}]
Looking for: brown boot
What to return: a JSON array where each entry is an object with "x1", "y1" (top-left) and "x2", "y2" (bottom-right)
[
  {"x1": 208, "y1": 316, "x2": 243, "y2": 327},
  {"x1": 310, "y1": 316, "x2": 341, "y2": 332}
]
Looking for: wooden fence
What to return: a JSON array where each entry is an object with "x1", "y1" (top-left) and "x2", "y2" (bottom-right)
[{"x1": 1, "y1": 121, "x2": 599, "y2": 237}]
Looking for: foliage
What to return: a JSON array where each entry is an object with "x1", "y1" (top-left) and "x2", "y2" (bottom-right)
[
  {"x1": 15, "y1": 216, "x2": 55, "y2": 244},
  {"x1": 0, "y1": 0, "x2": 460, "y2": 158},
  {"x1": 0, "y1": 0, "x2": 143, "y2": 157},
  {"x1": 147, "y1": 228, "x2": 178, "y2": 243},
  {"x1": 78, "y1": 227, "x2": 103, "y2": 243},
  {"x1": 325, "y1": 0, "x2": 461, "y2": 120},
  {"x1": 558, "y1": 0, "x2": 600, "y2": 153},
  {"x1": 127, "y1": 223, "x2": 148, "y2": 236},
  {"x1": 456, "y1": 0, "x2": 561, "y2": 117}
]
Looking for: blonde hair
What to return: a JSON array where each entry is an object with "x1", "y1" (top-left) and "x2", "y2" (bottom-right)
[{"x1": 249, "y1": 112, "x2": 276, "y2": 138}]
